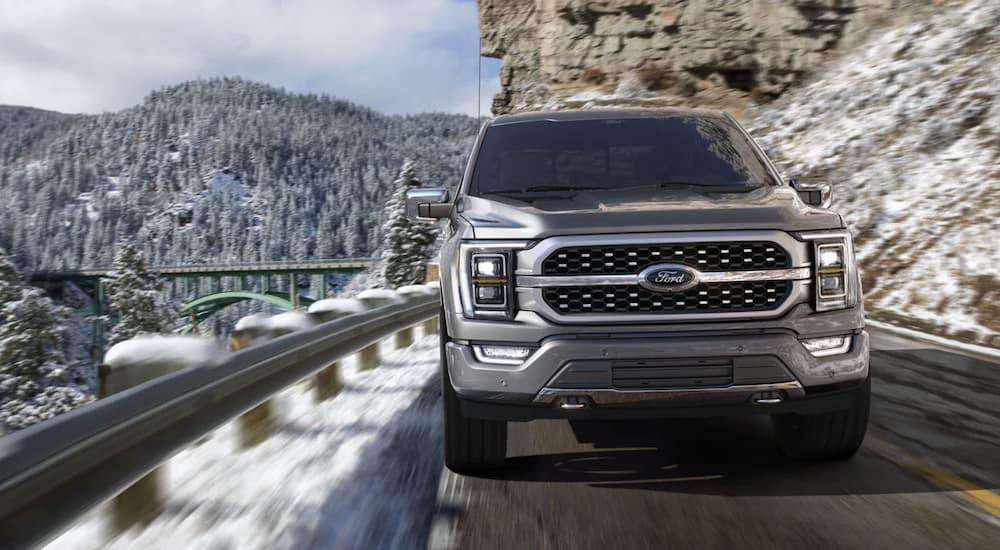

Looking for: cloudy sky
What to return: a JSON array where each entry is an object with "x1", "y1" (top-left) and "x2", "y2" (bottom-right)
[{"x1": 0, "y1": 0, "x2": 501, "y2": 115}]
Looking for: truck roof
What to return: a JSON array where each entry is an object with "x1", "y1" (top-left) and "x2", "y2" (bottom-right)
[{"x1": 490, "y1": 107, "x2": 731, "y2": 126}]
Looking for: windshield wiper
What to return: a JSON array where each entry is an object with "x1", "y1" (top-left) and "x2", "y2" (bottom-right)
[{"x1": 484, "y1": 185, "x2": 610, "y2": 195}]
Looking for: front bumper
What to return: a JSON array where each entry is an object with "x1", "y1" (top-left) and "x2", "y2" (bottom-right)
[{"x1": 445, "y1": 330, "x2": 869, "y2": 420}]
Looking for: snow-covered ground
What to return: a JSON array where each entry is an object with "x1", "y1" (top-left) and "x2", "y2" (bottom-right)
[
  {"x1": 47, "y1": 332, "x2": 443, "y2": 550},
  {"x1": 752, "y1": 0, "x2": 1000, "y2": 346}
]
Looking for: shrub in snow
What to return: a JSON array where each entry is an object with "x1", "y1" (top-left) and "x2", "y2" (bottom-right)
[
  {"x1": 0, "y1": 249, "x2": 92, "y2": 431},
  {"x1": 381, "y1": 160, "x2": 440, "y2": 288},
  {"x1": 104, "y1": 241, "x2": 177, "y2": 347}
]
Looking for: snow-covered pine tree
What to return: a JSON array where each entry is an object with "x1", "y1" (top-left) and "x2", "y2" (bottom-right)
[
  {"x1": 0, "y1": 248, "x2": 21, "y2": 304},
  {"x1": 0, "y1": 249, "x2": 90, "y2": 432},
  {"x1": 104, "y1": 241, "x2": 176, "y2": 346},
  {"x1": 381, "y1": 160, "x2": 440, "y2": 288}
]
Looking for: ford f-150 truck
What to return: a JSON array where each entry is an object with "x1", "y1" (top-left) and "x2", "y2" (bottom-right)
[{"x1": 406, "y1": 109, "x2": 869, "y2": 473}]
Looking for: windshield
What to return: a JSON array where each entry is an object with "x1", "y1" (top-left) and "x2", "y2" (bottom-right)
[{"x1": 470, "y1": 116, "x2": 779, "y2": 197}]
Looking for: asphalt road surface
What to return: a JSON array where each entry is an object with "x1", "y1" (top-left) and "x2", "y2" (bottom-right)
[{"x1": 444, "y1": 332, "x2": 1000, "y2": 550}]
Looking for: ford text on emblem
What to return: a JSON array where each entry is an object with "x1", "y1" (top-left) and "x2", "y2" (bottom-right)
[{"x1": 637, "y1": 264, "x2": 701, "y2": 293}]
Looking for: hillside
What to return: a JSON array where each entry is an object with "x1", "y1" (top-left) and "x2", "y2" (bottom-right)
[
  {"x1": 479, "y1": 0, "x2": 900, "y2": 114},
  {"x1": 0, "y1": 78, "x2": 479, "y2": 272},
  {"x1": 478, "y1": 0, "x2": 997, "y2": 346},
  {"x1": 752, "y1": 0, "x2": 999, "y2": 345}
]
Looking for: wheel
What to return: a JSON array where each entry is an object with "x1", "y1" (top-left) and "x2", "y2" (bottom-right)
[
  {"x1": 440, "y1": 309, "x2": 507, "y2": 473},
  {"x1": 772, "y1": 376, "x2": 870, "y2": 460}
]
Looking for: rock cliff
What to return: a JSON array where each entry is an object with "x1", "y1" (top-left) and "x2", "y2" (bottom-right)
[{"x1": 480, "y1": 0, "x2": 898, "y2": 114}]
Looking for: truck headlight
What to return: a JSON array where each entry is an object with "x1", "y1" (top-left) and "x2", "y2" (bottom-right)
[
  {"x1": 800, "y1": 230, "x2": 860, "y2": 312},
  {"x1": 459, "y1": 243, "x2": 527, "y2": 320}
]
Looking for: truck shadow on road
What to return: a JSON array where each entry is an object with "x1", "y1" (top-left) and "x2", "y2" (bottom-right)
[
  {"x1": 474, "y1": 347, "x2": 1000, "y2": 498},
  {"x1": 481, "y1": 414, "x2": 995, "y2": 497}
]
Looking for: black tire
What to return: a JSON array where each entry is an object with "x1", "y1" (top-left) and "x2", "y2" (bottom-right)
[
  {"x1": 440, "y1": 309, "x2": 507, "y2": 473},
  {"x1": 772, "y1": 376, "x2": 871, "y2": 460}
]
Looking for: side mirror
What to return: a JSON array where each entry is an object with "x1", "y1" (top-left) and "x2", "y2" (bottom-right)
[
  {"x1": 789, "y1": 179, "x2": 833, "y2": 208},
  {"x1": 405, "y1": 188, "x2": 452, "y2": 222}
]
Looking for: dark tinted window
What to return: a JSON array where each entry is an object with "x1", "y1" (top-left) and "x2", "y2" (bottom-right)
[{"x1": 471, "y1": 116, "x2": 778, "y2": 196}]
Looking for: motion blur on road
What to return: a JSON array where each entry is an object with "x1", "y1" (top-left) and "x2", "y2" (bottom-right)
[
  {"x1": 450, "y1": 331, "x2": 1000, "y2": 549},
  {"x1": 42, "y1": 327, "x2": 1000, "y2": 550}
]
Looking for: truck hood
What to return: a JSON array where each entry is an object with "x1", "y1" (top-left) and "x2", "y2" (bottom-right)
[{"x1": 459, "y1": 186, "x2": 843, "y2": 240}]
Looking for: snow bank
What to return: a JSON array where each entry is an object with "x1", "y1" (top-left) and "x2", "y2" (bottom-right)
[
  {"x1": 307, "y1": 298, "x2": 366, "y2": 315},
  {"x1": 104, "y1": 336, "x2": 225, "y2": 369},
  {"x1": 47, "y1": 335, "x2": 444, "y2": 550}
]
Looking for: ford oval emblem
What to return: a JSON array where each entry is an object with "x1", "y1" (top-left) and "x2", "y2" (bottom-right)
[{"x1": 637, "y1": 264, "x2": 700, "y2": 293}]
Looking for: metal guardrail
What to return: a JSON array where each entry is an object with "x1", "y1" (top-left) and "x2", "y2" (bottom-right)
[
  {"x1": 29, "y1": 258, "x2": 376, "y2": 279},
  {"x1": 0, "y1": 294, "x2": 439, "y2": 549}
]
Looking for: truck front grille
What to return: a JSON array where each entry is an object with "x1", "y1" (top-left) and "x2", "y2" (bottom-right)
[
  {"x1": 542, "y1": 242, "x2": 789, "y2": 275},
  {"x1": 542, "y1": 281, "x2": 791, "y2": 315}
]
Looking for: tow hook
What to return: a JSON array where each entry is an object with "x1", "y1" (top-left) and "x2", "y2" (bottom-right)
[
  {"x1": 559, "y1": 396, "x2": 590, "y2": 410},
  {"x1": 751, "y1": 390, "x2": 785, "y2": 405}
]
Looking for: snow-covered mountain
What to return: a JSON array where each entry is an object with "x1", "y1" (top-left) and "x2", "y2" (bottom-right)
[
  {"x1": 0, "y1": 78, "x2": 479, "y2": 272},
  {"x1": 752, "y1": 0, "x2": 999, "y2": 346}
]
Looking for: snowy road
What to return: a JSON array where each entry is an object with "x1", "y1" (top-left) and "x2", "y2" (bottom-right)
[
  {"x1": 450, "y1": 331, "x2": 1000, "y2": 550},
  {"x1": 48, "y1": 332, "x2": 445, "y2": 550},
  {"x1": 45, "y1": 326, "x2": 1000, "y2": 550}
]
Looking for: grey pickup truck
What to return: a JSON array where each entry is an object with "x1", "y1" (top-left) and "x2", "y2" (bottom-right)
[{"x1": 406, "y1": 109, "x2": 869, "y2": 473}]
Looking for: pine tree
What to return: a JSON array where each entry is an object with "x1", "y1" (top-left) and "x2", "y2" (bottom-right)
[
  {"x1": 104, "y1": 241, "x2": 176, "y2": 346},
  {"x1": 0, "y1": 248, "x2": 21, "y2": 304},
  {"x1": 381, "y1": 160, "x2": 440, "y2": 287},
  {"x1": 0, "y1": 249, "x2": 90, "y2": 432}
]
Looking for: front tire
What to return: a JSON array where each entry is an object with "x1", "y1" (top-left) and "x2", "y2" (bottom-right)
[
  {"x1": 772, "y1": 376, "x2": 870, "y2": 460},
  {"x1": 440, "y1": 309, "x2": 507, "y2": 473}
]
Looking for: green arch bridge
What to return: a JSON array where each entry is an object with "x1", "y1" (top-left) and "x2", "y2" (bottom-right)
[{"x1": 29, "y1": 259, "x2": 374, "y2": 343}]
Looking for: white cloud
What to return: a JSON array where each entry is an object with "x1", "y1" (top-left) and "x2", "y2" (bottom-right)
[{"x1": 0, "y1": 0, "x2": 501, "y2": 115}]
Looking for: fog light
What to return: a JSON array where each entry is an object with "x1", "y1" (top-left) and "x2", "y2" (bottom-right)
[
  {"x1": 475, "y1": 284, "x2": 506, "y2": 306},
  {"x1": 801, "y1": 335, "x2": 851, "y2": 357},
  {"x1": 820, "y1": 273, "x2": 844, "y2": 293},
  {"x1": 473, "y1": 344, "x2": 533, "y2": 365}
]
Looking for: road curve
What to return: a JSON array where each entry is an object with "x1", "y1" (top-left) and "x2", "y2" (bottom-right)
[{"x1": 440, "y1": 330, "x2": 1000, "y2": 550}]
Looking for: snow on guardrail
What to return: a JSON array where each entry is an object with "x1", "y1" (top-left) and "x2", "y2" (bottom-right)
[
  {"x1": 396, "y1": 284, "x2": 437, "y2": 297},
  {"x1": 307, "y1": 298, "x2": 367, "y2": 315},
  {"x1": 268, "y1": 311, "x2": 316, "y2": 335},
  {"x1": 104, "y1": 336, "x2": 226, "y2": 370},
  {"x1": 356, "y1": 288, "x2": 402, "y2": 302}
]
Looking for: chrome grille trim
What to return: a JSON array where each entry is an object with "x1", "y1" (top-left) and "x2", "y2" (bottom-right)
[
  {"x1": 518, "y1": 267, "x2": 811, "y2": 288},
  {"x1": 516, "y1": 230, "x2": 809, "y2": 276},
  {"x1": 520, "y1": 282, "x2": 810, "y2": 323},
  {"x1": 515, "y1": 231, "x2": 812, "y2": 323}
]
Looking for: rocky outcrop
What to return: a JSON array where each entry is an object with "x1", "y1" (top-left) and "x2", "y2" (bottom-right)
[{"x1": 480, "y1": 0, "x2": 897, "y2": 114}]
